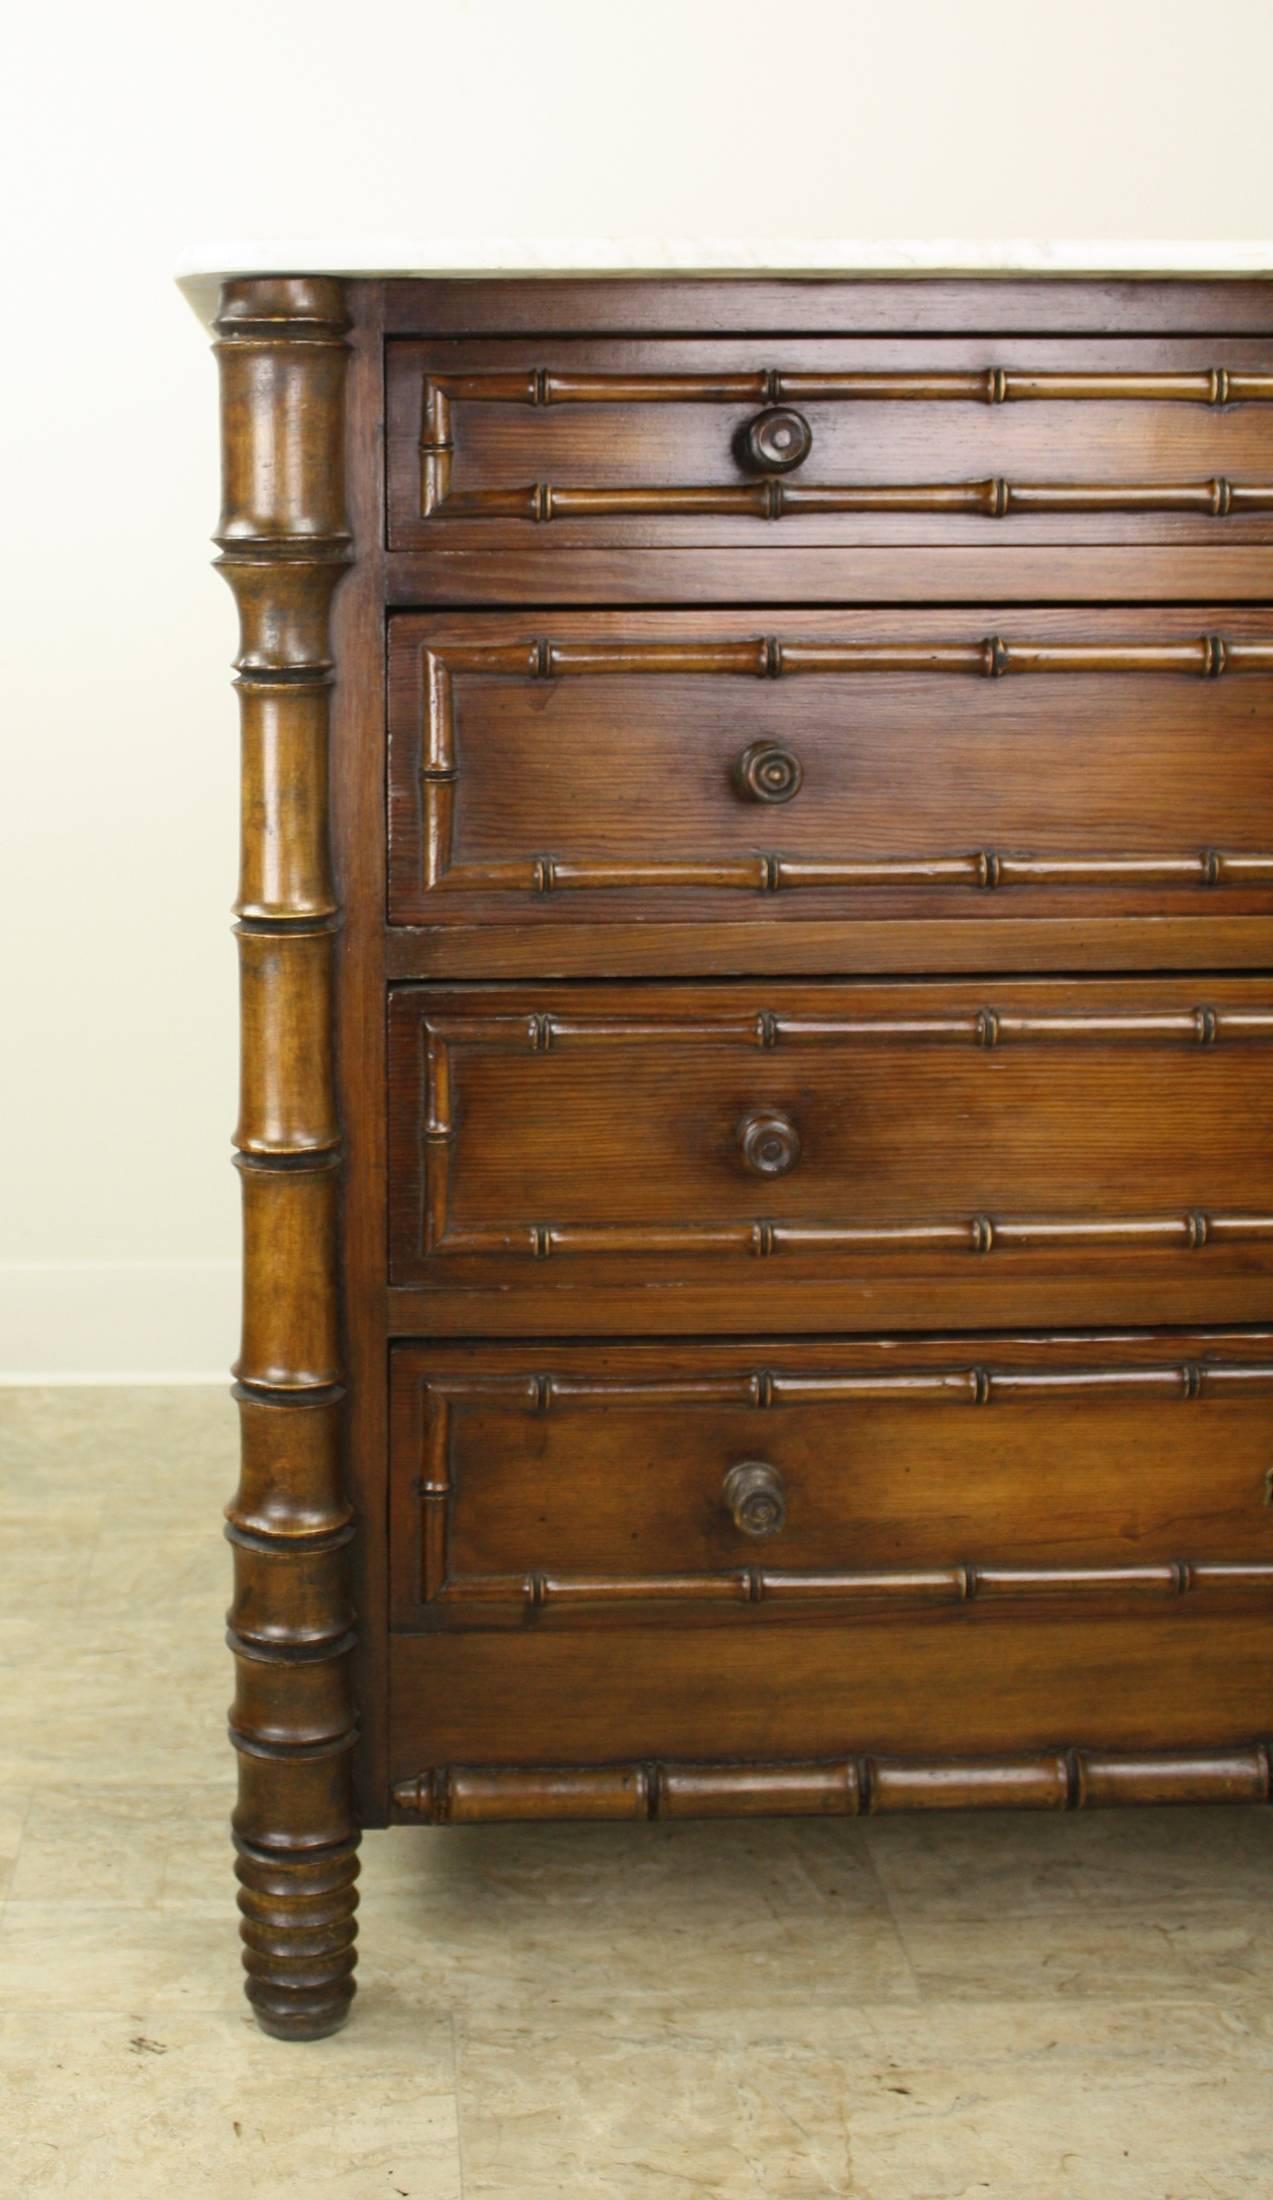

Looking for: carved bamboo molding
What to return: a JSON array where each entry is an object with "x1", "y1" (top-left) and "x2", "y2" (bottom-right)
[
  {"x1": 424, "y1": 367, "x2": 1273, "y2": 419},
  {"x1": 425, "y1": 849, "x2": 1273, "y2": 901},
  {"x1": 415, "y1": 1359, "x2": 1273, "y2": 1408},
  {"x1": 417, "y1": 1007, "x2": 1273, "y2": 1262},
  {"x1": 416, "y1": 1557, "x2": 1273, "y2": 1621},
  {"x1": 393, "y1": 1745, "x2": 1273, "y2": 1822},
  {"x1": 419, "y1": 365, "x2": 1273, "y2": 521},
  {"x1": 431, "y1": 1210, "x2": 1273, "y2": 1262},
  {"x1": 426, "y1": 477, "x2": 1273, "y2": 524},
  {"x1": 411, "y1": 1359, "x2": 1273, "y2": 1619},
  {"x1": 423, "y1": 633, "x2": 1273, "y2": 677},
  {"x1": 216, "y1": 276, "x2": 359, "y2": 2042},
  {"x1": 416, "y1": 634, "x2": 1273, "y2": 898},
  {"x1": 422, "y1": 1004, "x2": 1273, "y2": 1054}
]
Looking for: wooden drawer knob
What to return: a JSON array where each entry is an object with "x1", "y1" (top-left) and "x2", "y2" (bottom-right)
[
  {"x1": 738, "y1": 1108, "x2": 801, "y2": 1177},
  {"x1": 735, "y1": 740, "x2": 804, "y2": 804},
  {"x1": 723, "y1": 1459, "x2": 787, "y2": 1538},
  {"x1": 741, "y1": 407, "x2": 812, "y2": 474}
]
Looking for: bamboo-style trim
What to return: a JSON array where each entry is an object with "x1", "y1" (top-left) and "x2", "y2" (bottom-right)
[
  {"x1": 422, "y1": 1003, "x2": 1273, "y2": 1060},
  {"x1": 423, "y1": 851, "x2": 1273, "y2": 896},
  {"x1": 431, "y1": 1211, "x2": 1273, "y2": 1261},
  {"x1": 409, "y1": 1356, "x2": 1273, "y2": 1617},
  {"x1": 419, "y1": 366, "x2": 1273, "y2": 520},
  {"x1": 422, "y1": 367, "x2": 1273, "y2": 424},
  {"x1": 216, "y1": 276, "x2": 358, "y2": 2042},
  {"x1": 414, "y1": 632, "x2": 1273, "y2": 898},
  {"x1": 428, "y1": 477, "x2": 1273, "y2": 524},
  {"x1": 424, "y1": 1558, "x2": 1273, "y2": 1621},
  {"x1": 425, "y1": 633, "x2": 1273, "y2": 678},
  {"x1": 419, "y1": 364, "x2": 1273, "y2": 522},
  {"x1": 426, "y1": 1566, "x2": 1273, "y2": 1619},
  {"x1": 413, "y1": 1006, "x2": 1273, "y2": 1262},
  {"x1": 420, "y1": 1359, "x2": 1273, "y2": 1409},
  {"x1": 393, "y1": 1744, "x2": 1273, "y2": 1822}
]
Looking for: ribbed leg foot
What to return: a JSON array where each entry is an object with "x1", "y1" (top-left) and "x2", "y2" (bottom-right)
[{"x1": 235, "y1": 1835, "x2": 361, "y2": 2039}]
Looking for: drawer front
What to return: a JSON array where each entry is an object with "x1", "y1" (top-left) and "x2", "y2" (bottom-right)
[
  {"x1": 388, "y1": 977, "x2": 1273, "y2": 1330},
  {"x1": 388, "y1": 1614, "x2": 1273, "y2": 1777},
  {"x1": 387, "y1": 336, "x2": 1273, "y2": 551},
  {"x1": 389, "y1": 1334, "x2": 1273, "y2": 1630},
  {"x1": 388, "y1": 607, "x2": 1273, "y2": 930}
]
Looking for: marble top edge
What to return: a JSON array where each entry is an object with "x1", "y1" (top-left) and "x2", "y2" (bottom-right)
[{"x1": 177, "y1": 239, "x2": 1273, "y2": 326}]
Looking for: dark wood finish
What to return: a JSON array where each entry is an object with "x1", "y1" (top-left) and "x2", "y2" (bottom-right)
[
  {"x1": 737, "y1": 1110, "x2": 801, "y2": 1179},
  {"x1": 393, "y1": 1744, "x2": 1273, "y2": 1822},
  {"x1": 383, "y1": 277, "x2": 1273, "y2": 337},
  {"x1": 735, "y1": 739, "x2": 804, "y2": 804},
  {"x1": 742, "y1": 406, "x2": 813, "y2": 474},
  {"x1": 385, "y1": 914, "x2": 1273, "y2": 981},
  {"x1": 387, "y1": 544, "x2": 1273, "y2": 606},
  {"x1": 722, "y1": 1458, "x2": 788, "y2": 1538},
  {"x1": 389, "y1": 1273, "x2": 1273, "y2": 1338},
  {"x1": 217, "y1": 276, "x2": 359, "y2": 2039},
  {"x1": 387, "y1": 609, "x2": 1273, "y2": 933},
  {"x1": 329, "y1": 282, "x2": 390, "y2": 1831},
  {"x1": 386, "y1": 1614, "x2": 1273, "y2": 1771},
  {"x1": 202, "y1": 272, "x2": 1273, "y2": 2034},
  {"x1": 388, "y1": 1332, "x2": 1273, "y2": 1626},
  {"x1": 388, "y1": 336, "x2": 1273, "y2": 551},
  {"x1": 388, "y1": 978, "x2": 1273, "y2": 1330}
]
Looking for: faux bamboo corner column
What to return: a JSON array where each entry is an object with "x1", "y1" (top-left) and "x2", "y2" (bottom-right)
[{"x1": 214, "y1": 277, "x2": 359, "y2": 2039}]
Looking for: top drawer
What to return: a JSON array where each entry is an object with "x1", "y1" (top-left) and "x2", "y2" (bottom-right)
[{"x1": 386, "y1": 336, "x2": 1273, "y2": 552}]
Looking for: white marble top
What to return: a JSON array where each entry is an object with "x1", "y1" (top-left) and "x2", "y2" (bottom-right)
[{"x1": 177, "y1": 239, "x2": 1273, "y2": 327}]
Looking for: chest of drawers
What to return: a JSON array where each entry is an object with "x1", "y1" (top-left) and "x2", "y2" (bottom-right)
[{"x1": 207, "y1": 268, "x2": 1273, "y2": 2037}]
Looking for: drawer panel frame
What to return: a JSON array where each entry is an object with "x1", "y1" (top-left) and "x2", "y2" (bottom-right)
[
  {"x1": 387, "y1": 333, "x2": 1273, "y2": 552},
  {"x1": 388, "y1": 977, "x2": 1273, "y2": 1332},
  {"x1": 388, "y1": 1333, "x2": 1273, "y2": 1630},
  {"x1": 387, "y1": 606, "x2": 1273, "y2": 932}
]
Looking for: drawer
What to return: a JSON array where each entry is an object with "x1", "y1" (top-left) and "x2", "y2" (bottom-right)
[
  {"x1": 388, "y1": 1613, "x2": 1273, "y2": 1780},
  {"x1": 386, "y1": 335, "x2": 1273, "y2": 551},
  {"x1": 388, "y1": 606, "x2": 1273, "y2": 930},
  {"x1": 388, "y1": 1334, "x2": 1273, "y2": 1630},
  {"x1": 388, "y1": 976, "x2": 1273, "y2": 1332}
]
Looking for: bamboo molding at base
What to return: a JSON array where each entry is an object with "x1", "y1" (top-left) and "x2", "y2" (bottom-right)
[{"x1": 393, "y1": 1744, "x2": 1273, "y2": 1822}]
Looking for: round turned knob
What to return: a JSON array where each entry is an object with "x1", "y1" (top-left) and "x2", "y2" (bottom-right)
[
  {"x1": 741, "y1": 407, "x2": 813, "y2": 474},
  {"x1": 723, "y1": 1459, "x2": 787, "y2": 1539},
  {"x1": 738, "y1": 1108, "x2": 801, "y2": 1178},
  {"x1": 735, "y1": 740, "x2": 803, "y2": 805}
]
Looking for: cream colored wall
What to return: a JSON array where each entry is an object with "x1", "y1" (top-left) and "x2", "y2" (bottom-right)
[{"x1": 5, "y1": 0, "x2": 1273, "y2": 1374}]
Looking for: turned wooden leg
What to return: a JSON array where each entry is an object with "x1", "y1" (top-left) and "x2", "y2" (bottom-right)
[
  {"x1": 215, "y1": 277, "x2": 359, "y2": 2038},
  {"x1": 228, "y1": 1387, "x2": 359, "y2": 2039}
]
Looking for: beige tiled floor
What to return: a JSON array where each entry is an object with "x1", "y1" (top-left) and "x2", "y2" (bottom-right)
[{"x1": 2, "y1": 1387, "x2": 1272, "y2": 2196}]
